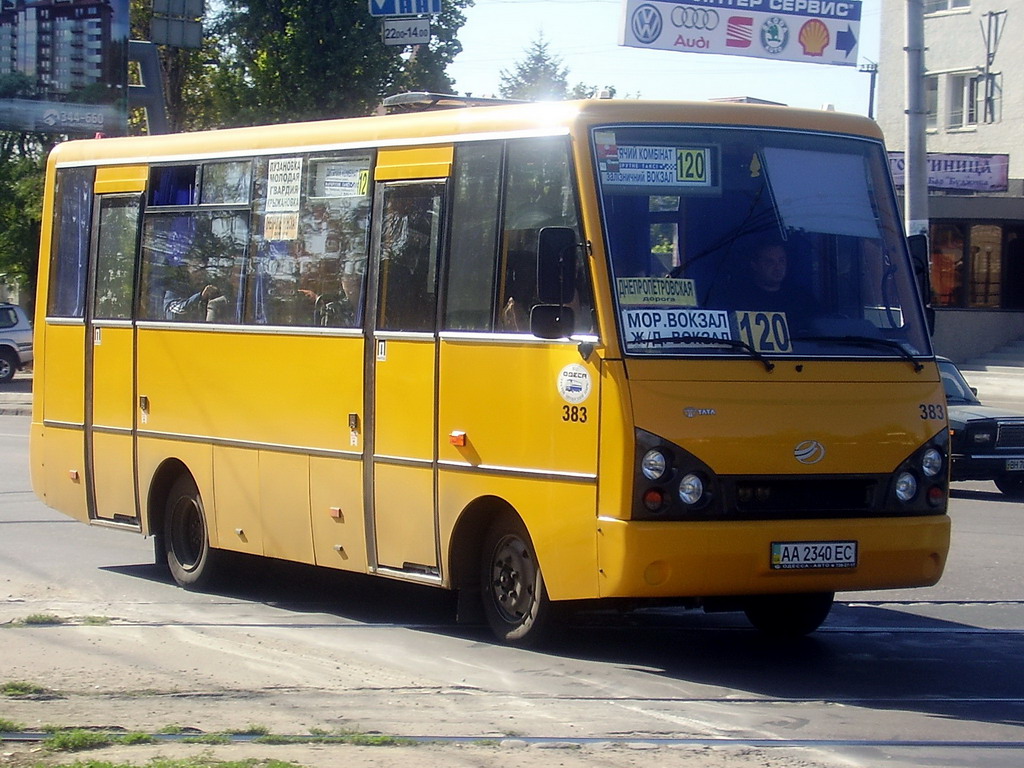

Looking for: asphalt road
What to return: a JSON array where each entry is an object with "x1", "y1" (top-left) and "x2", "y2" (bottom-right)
[{"x1": 2, "y1": 413, "x2": 1024, "y2": 768}]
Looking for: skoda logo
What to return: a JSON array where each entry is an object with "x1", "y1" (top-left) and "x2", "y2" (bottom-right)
[
  {"x1": 794, "y1": 440, "x2": 826, "y2": 465},
  {"x1": 631, "y1": 4, "x2": 663, "y2": 44},
  {"x1": 671, "y1": 7, "x2": 720, "y2": 30}
]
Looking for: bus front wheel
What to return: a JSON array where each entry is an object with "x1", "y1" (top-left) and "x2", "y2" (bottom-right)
[
  {"x1": 743, "y1": 592, "x2": 834, "y2": 637},
  {"x1": 480, "y1": 516, "x2": 555, "y2": 645},
  {"x1": 164, "y1": 475, "x2": 220, "y2": 590}
]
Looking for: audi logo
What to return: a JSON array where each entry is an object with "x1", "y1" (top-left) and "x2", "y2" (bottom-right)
[{"x1": 671, "y1": 7, "x2": 720, "y2": 31}]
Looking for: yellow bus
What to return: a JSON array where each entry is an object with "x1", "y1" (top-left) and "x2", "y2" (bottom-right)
[{"x1": 30, "y1": 94, "x2": 950, "y2": 644}]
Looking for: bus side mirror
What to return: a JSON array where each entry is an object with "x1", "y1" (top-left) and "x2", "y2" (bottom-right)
[
  {"x1": 530, "y1": 304, "x2": 576, "y2": 340},
  {"x1": 537, "y1": 226, "x2": 578, "y2": 305},
  {"x1": 907, "y1": 233, "x2": 935, "y2": 336}
]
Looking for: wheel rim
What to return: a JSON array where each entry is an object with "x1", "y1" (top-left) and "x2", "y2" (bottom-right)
[
  {"x1": 488, "y1": 533, "x2": 537, "y2": 625},
  {"x1": 0, "y1": 359, "x2": 11, "y2": 379},
  {"x1": 169, "y1": 496, "x2": 206, "y2": 572}
]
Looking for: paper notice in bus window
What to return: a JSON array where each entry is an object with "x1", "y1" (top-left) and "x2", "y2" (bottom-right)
[
  {"x1": 266, "y1": 157, "x2": 303, "y2": 212},
  {"x1": 601, "y1": 146, "x2": 710, "y2": 188},
  {"x1": 734, "y1": 310, "x2": 793, "y2": 353},
  {"x1": 595, "y1": 131, "x2": 619, "y2": 173},
  {"x1": 617, "y1": 277, "x2": 697, "y2": 307},
  {"x1": 621, "y1": 308, "x2": 731, "y2": 345},
  {"x1": 264, "y1": 212, "x2": 299, "y2": 241},
  {"x1": 315, "y1": 162, "x2": 370, "y2": 198}
]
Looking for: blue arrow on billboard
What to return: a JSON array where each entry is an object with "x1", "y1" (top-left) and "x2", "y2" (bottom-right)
[{"x1": 836, "y1": 24, "x2": 857, "y2": 57}]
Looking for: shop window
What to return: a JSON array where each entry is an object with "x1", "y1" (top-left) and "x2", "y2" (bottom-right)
[
  {"x1": 968, "y1": 224, "x2": 1001, "y2": 308},
  {"x1": 1003, "y1": 229, "x2": 1024, "y2": 309},
  {"x1": 930, "y1": 223, "x2": 966, "y2": 307}
]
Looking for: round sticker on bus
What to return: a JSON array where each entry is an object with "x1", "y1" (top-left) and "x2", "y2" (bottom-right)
[{"x1": 558, "y1": 364, "x2": 592, "y2": 404}]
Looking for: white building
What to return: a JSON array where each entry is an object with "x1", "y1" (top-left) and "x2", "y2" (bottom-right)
[{"x1": 877, "y1": 0, "x2": 1024, "y2": 359}]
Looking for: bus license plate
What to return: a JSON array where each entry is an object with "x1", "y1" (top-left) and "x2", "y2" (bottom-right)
[
  {"x1": 771, "y1": 541, "x2": 857, "y2": 570},
  {"x1": 1006, "y1": 459, "x2": 1024, "y2": 472}
]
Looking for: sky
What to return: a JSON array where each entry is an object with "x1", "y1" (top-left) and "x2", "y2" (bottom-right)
[{"x1": 445, "y1": 0, "x2": 882, "y2": 116}]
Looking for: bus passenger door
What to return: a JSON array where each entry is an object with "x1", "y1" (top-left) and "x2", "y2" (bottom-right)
[
  {"x1": 366, "y1": 180, "x2": 445, "y2": 576},
  {"x1": 85, "y1": 193, "x2": 142, "y2": 525}
]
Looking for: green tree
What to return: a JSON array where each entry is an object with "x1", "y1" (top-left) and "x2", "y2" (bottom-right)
[
  {"x1": 499, "y1": 35, "x2": 616, "y2": 102},
  {"x1": 203, "y1": 0, "x2": 471, "y2": 127},
  {"x1": 499, "y1": 35, "x2": 569, "y2": 101},
  {"x1": 0, "y1": 133, "x2": 52, "y2": 312}
]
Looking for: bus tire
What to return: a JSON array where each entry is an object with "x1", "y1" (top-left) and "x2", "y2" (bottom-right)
[
  {"x1": 743, "y1": 592, "x2": 834, "y2": 637},
  {"x1": 480, "y1": 515, "x2": 555, "y2": 646},
  {"x1": 164, "y1": 474, "x2": 220, "y2": 590}
]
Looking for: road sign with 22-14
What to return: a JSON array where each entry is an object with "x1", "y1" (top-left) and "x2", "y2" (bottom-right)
[{"x1": 369, "y1": 0, "x2": 440, "y2": 17}]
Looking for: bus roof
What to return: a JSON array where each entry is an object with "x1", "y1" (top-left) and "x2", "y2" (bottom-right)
[{"x1": 48, "y1": 98, "x2": 884, "y2": 168}]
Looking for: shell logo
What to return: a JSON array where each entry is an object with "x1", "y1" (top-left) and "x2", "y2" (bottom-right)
[{"x1": 798, "y1": 19, "x2": 830, "y2": 57}]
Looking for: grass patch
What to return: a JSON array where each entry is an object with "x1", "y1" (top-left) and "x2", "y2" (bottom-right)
[
  {"x1": 230, "y1": 724, "x2": 270, "y2": 736},
  {"x1": 181, "y1": 733, "x2": 232, "y2": 745},
  {"x1": 118, "y1": 731, "x2": 157, "y2": 745},
  {"x1": 82, "y1": 615, "x2": 112, "y2": 625},
  {"x1": 253, "y1": 729, "x2": 415, "y2": 747},
  {"x1": 22, "y1": 613, "x2": 65, "y2": 626},
  {"x1": 0, "y1": 717, "x2": 24, "y2": 732},
  {"x1": 1, "y1": 680, "x2": 48, "y2": 696},
  {"x1": 44, "y1": 728, "x2": 114, "y2": 752}
]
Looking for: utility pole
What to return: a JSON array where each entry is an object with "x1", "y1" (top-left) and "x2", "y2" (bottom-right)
[
  {"x1": 904, "y1": 0, "x2": 928, "y2": 240},
  {"x1": 860, "y1": 61, "x2": 878, "y2": 119}
]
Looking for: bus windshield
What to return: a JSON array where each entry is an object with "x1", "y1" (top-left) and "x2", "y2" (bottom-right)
[{"x1": 595, "y1": 125, "x2": 931, "y2": 360}]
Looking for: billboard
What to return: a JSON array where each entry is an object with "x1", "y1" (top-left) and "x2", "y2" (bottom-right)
[
  {"x1": 0, "y1": 0, "x2": 129, "y2": 136},
  {"x1": 888, "y1": 152, "x2": 1010, "y2": 193},
  {"x1": 620, "y1": 0, "x2": 861, "y2": 67}
]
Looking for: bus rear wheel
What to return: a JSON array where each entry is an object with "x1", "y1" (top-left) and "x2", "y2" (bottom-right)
[
  {"x1": 164, "y1": 474, "x2": 220, "y2": 590},
  {"x1": 743, "y1": 592, "x2": 834, "y2": 637},
  {"x1": 480, "y1": 515, "x2": 555, "y2": 646}
]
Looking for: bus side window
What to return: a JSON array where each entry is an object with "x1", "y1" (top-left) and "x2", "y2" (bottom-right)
[
  {"x1": 246, "y1": 153, "x2": 371, "y2": 328},
  {"x1": 377, "y1": 183, "x2": 444, "y2": 332},
  {"x1": 48, "y1": 167, "x2": 95, "y2": 318},
  {"x1": 444, "y1": 142, "x2": 502, "y2": 332}
]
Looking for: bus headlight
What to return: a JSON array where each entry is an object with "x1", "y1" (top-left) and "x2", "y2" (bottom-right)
[
  {"x1": 678, "y1": 473, "x2": 705, "y2": 506},
  {"x1": 921, "y1": 448, "x2": 943, "y2": 477},
  {"x1": 895, "y1": 471, "x2": 918, "y2": 502},
  {"x1": 641, "y1": 449, "x2": 668, "y2": 481}
]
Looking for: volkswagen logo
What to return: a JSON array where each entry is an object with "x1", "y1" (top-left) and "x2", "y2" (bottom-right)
[
  {"x1": 671, "y1": 7, "x2": 720, "y2": 31},
  {"x1": 794, "y1": 440, "x2": 826, "y2": 465},
  {"x1": 631, "y1": 4, "x2": 663, "y2": 44}
]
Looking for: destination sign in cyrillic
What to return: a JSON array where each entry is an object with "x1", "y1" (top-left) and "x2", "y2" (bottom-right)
[
  {"x1": 601, "y1": 145, "x2": 711, "y2": 188},
  {"x1": 617, "y1": 277, "x2": 698, "y2": 307}
]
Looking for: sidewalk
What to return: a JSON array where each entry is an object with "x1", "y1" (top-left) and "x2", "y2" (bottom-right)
[
  {"x1": 954, "y1": 338, "x2": 1024, "y2": 412},
  {"x1": 0, "y1": 370, "x2": 32, "y2": 416}
]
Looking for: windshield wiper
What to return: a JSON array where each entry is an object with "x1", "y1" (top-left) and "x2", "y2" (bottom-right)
[
  {"x1": 793, "y1": 335, "x2": 924, "y2": 372},
  {"x1": 630, "y1": 334, "x2": 775, "y2": 372}
]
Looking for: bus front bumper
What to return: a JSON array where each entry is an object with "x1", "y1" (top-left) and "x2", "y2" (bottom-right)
[{"x1": 595, "y1": 515, "x2": 950, "y2": 599}]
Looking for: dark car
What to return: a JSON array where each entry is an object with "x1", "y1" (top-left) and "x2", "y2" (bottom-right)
[{"x1": 939, "y1": 357, "x2": 1024, "y2": 497}]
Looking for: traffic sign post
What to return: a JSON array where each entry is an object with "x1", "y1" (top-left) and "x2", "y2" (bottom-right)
[{"x1": 369, "y1": 0, "x2": 441, "y2": 17}]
